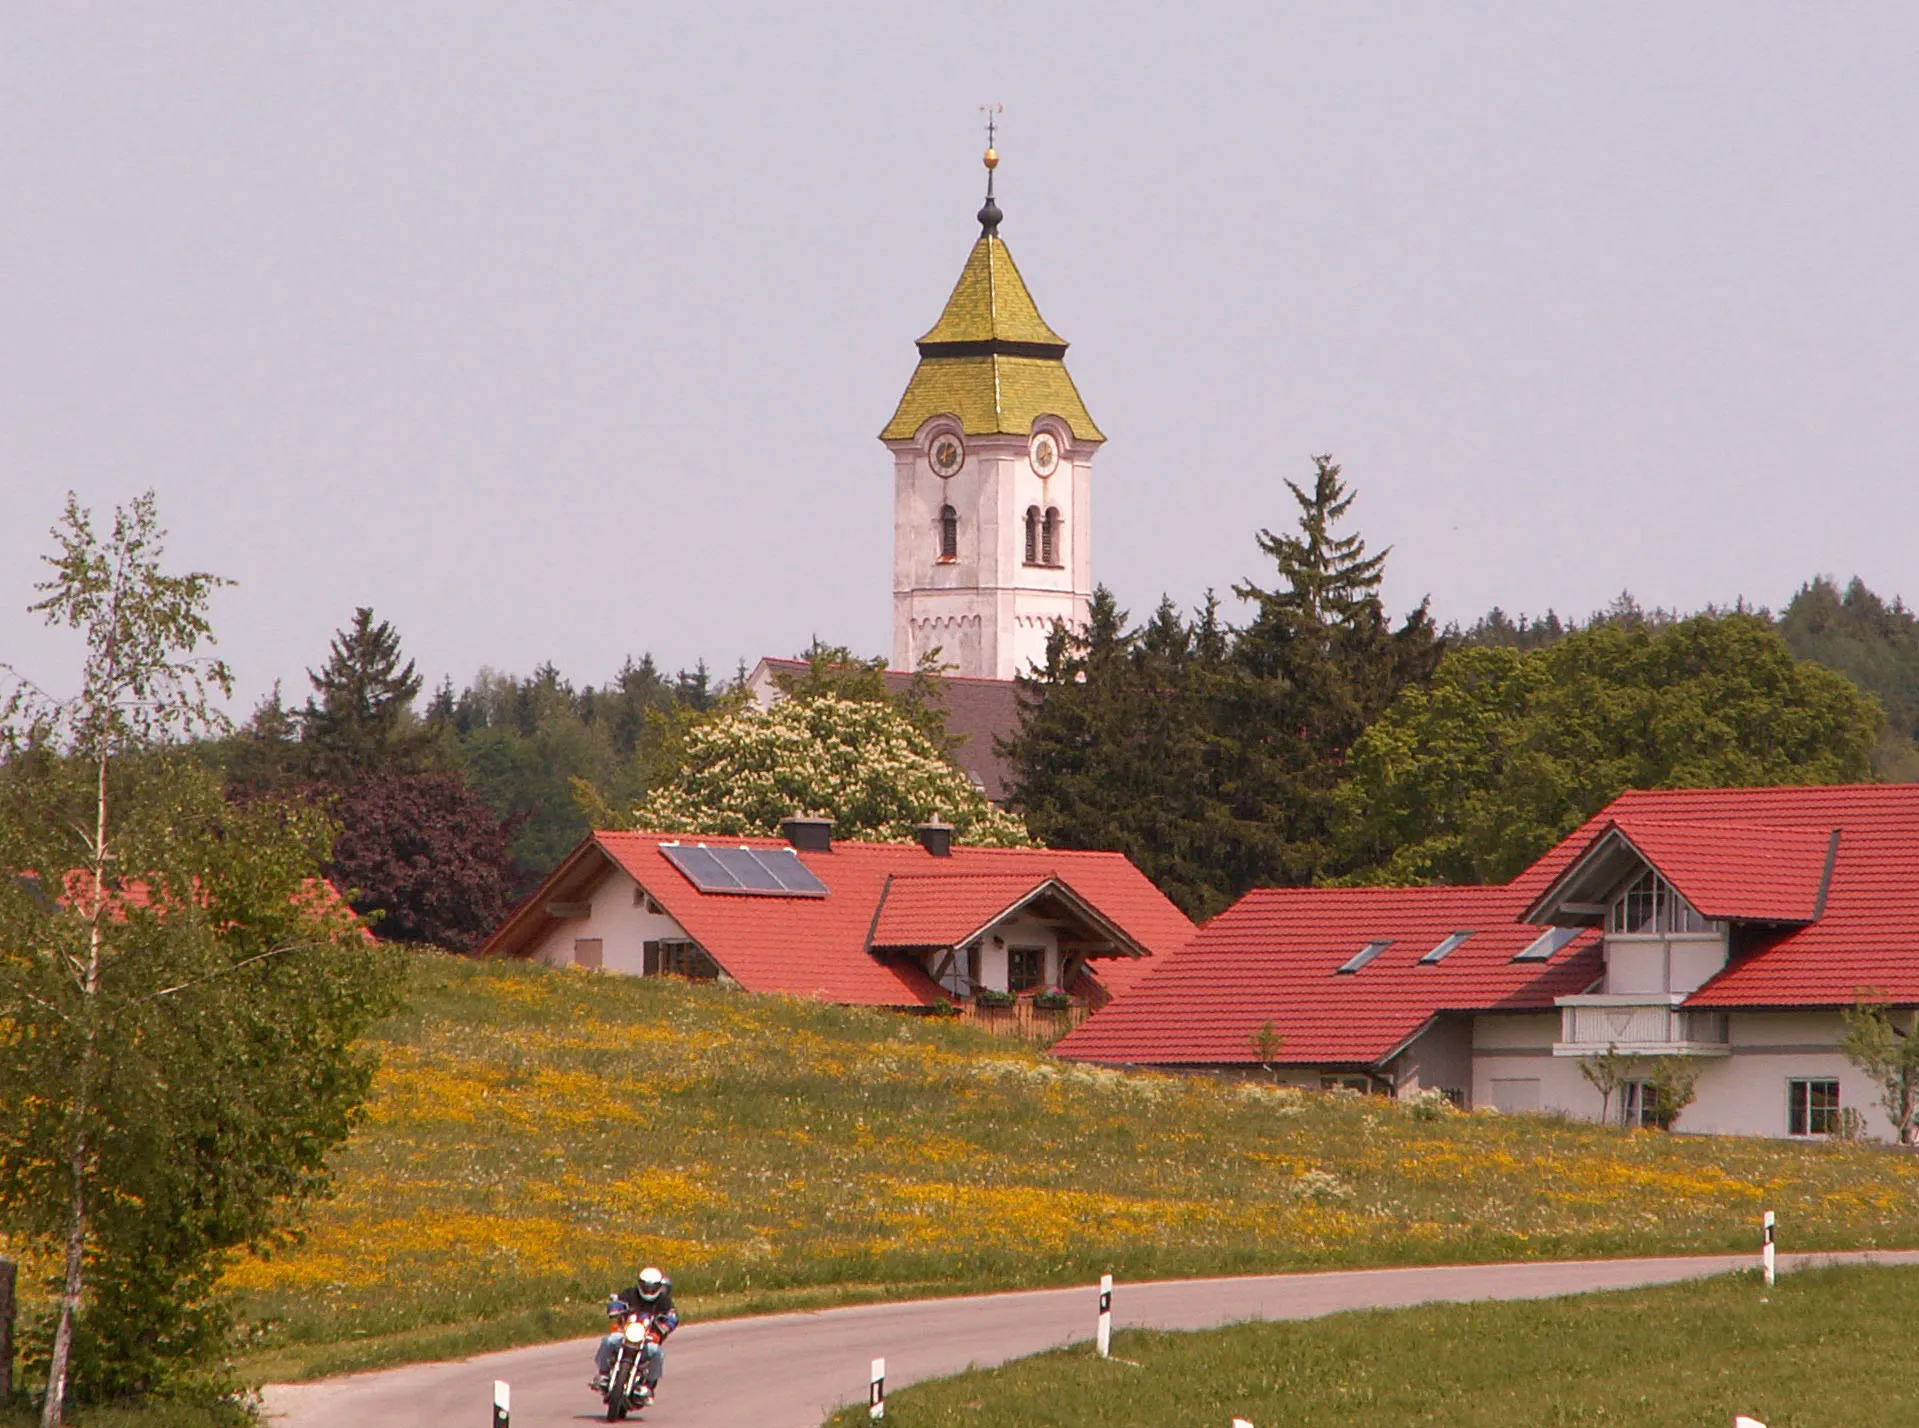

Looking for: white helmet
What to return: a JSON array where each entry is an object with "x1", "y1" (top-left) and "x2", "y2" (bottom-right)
[{"x1": 637, "y1": 1266, "x2": 666, "y2": 1301}]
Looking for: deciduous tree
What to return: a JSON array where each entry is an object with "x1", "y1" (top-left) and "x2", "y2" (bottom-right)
[
  {"x1": 631, "y1": 694, "x2": 1030, "y2": 847},
  {"x1": 0, "y1": 494, "x2": 395, "y2": 1422},
  {"x1": 327, "y1": 771, "x2": 521, "y2": 951},
  {"x1": 1840, "y1": 998, "x2": 1919, "y2": 1145},
  {"x1": 1335, "y1": 614, "x2": 1882, "y2": 886}
]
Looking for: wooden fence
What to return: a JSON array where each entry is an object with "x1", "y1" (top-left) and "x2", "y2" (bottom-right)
[{"x1": 953, "y1": 999, "x2": 1092, "y2": 1043}]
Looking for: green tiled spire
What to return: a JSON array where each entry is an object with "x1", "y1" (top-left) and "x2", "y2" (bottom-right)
[
  {"x1": 881, "y1": 220, "x2": 1103, "y2": 442},
  {"x1": 914, "y1": 236, "x2": 1068, "y2": 351}
]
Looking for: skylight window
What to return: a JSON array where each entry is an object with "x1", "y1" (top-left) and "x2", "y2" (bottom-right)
[
  {"x1": 1514, "y1": 926, "x2": 1581, "y2": 962},
  {"x1": 1337, "y1": 939, "x2": 1393, "y2": 974},
  {"x1": 1419, "y1": 930, "x2": 1474, "y2": 965}
]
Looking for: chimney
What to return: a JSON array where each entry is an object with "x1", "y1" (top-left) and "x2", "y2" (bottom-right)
[
  {"x1": 916, "y1": 820, "x2": 954, "y2": 858},
  {"x1": 781, "y1": 816, "x2": 835, "y2": 853}
]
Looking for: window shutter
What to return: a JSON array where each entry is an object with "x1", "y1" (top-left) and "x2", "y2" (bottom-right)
[{"x1": 643, "y1": 940, "x2": 661, "y2": 976}]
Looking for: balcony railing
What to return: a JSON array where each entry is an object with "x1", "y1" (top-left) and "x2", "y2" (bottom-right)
[
  {"x1": 1553, "y1": 995, "x2": 1730, "y2": 1057},
  {"x1": 952, "y1": 995, "x2": 1093, "y2": 1044}
]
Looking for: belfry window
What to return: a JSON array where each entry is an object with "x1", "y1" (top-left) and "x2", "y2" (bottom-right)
[
  {"x1": 1024, "y1": 506, "x2": 1040, "y2": 565},
  {"x1": 1042, "y1": 507, "x2": 1061, "y2": 566},
  {"x1": 938, "y1": 505, "x2": 958, "y2": 563}
]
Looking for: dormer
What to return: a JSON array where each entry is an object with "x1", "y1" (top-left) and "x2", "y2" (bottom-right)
[{"x1": 1525, "y1": 817, "x2": 1839, "y2": 999}]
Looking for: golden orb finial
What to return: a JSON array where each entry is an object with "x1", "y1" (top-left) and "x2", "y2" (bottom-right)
[{"x1": 983, "y1": 146, "x2": 999, "y2": 170}]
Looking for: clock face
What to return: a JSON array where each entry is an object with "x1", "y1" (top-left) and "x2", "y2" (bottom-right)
[
  {"x1": 929, "y1": 433, "x2": 964, "y2": 478},
  {"x1": 1029, "y1": 431, "x2": 1061, "y2": 479}
]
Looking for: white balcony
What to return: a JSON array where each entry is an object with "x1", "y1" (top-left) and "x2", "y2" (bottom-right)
[{"x1": 1552, "y1": 994, "x2": 1730, "y2": 1057}]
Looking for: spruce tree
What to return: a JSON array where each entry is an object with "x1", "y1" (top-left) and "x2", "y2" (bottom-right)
[
  {"x1": 300, "y1": 607, "x2": 426, "y2": 781},
  {"x1": 1006, "y1": 455, "x2": 1441, "y2": 912},
  {"x1": 1221, "y1": 455, "x2": 1441, "y2": 888}
]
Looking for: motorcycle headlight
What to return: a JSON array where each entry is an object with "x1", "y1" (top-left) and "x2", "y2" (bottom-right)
[{"x1": 623, "y1": 1320, "x2": 648, "y2": 1345}]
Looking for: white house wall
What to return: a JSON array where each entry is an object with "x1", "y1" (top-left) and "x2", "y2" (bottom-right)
[
  {"x1": 1390, "y1": 1017, "x2": 1474, "y2": 1101},
  {"x1": 527, "y1": 866, "x2": 692, "y2": 976},
  {"x1": 965, "y1": 910, "x2": 1065, "y2": 992},
  {"x1": 1464, "y1": 1008, "x2": 1900, "y2": 1139}
]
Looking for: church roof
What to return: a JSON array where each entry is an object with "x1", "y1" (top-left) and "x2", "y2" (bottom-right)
[
  {"x1": 881, "y1": 220, "x2": 1104, "y2": 443},
  {"x1": 915, "y1": 235, "x2": 1067, "y2": 350},
  {"x1": 882, "y1": 353, "x2": 1103, "y2": 444}
]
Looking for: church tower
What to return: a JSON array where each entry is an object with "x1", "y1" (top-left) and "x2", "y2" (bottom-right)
[{"x1": 880, "y1": 140, "x2": 1103, "y2": 680}]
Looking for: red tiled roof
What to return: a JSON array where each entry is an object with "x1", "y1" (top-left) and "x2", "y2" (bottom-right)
[
  {"x1": 483, "y1": 831, "x2": 1194, "y2": 1007},
  {"x1": 35, "y1": 869, "x2": 373, "y2": 944},
  {"x1": 1503, "y1": 785, "x2": 1919, "y2": 1006},
  {"x1": 1054, "y1": 884, "x2": 1601, "y2": 1068},
  {"x1": 869, "y1": 873, "x2": 1056, "y2": 949},
  {"x1": 1062, "y1": 785, "x2": 1919, "y2": 1067},
  {"x1": 1529, "y1": 816, "x2": 1834, "y2": 925}
]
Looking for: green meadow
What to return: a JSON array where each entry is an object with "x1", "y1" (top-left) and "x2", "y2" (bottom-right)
[
  {"x1": 825, "y1": 1262, "x2": 1919, "y2": 1428},
  {"x1": 197, "y1": 955, "x2": 1919, "y2": 1381}
]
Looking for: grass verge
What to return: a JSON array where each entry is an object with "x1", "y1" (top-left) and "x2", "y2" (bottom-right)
[
  {"x1": 108, "y1": 955, "x2": 1919, "y2": 1381},
  {"x1": 0, "y1": 1406, "x2": 246, "y2": 1428},
  {"x1": 825, "y1": 1262, "x2": 1919, "y2": 1427}
]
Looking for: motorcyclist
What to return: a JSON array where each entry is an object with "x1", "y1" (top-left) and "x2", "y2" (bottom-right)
[{"x1": 592, "y1": 1266, "x2": 679, "y2": 1397}]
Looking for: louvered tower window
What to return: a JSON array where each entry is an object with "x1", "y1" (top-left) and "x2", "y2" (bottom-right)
[
  {"x1": 1042, "y1": 507, "x2": 1061, "y2": 566},
  {"x1": 938, "y1": 505, "x2": 958, "y2": 562}
]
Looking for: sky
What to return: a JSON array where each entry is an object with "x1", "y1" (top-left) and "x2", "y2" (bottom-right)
[{"x1": 4, "y1": 4, "x2": 1917, "y2": 713}]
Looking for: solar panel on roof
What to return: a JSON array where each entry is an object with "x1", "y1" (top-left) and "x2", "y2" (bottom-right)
[
  {"x1": 750, "y1": 847, "x2": 829, "y2": 895},
  {"x1": 660, "y1": 843, "x2": 829, "y2": 897},
  {"x1": 722, "y1": 848, "x2": 787, "y2": 891}
]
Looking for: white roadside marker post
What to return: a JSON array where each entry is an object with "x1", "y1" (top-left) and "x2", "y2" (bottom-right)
[
  {"x1": 492, "y1": 1379, "x2": 509, "y2": 1428},
  {"x1": 1763, "y1": 1209, "x2": 1776, "y2": 1289},
  {"x1": 869, "y1": 1357, "x2": 885, "y2": 1420},
  {"x1": 1097, "y1": 1273, "x2": 1113, "y2": 1359},
  {"x1": 1735, "y1": 1417, "x2": 1767, "y2": 1427}
]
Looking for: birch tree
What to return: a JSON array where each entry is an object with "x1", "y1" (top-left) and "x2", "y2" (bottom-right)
[{"x1": 0, "y1": 493, "x2": 393, "y2": 1421}]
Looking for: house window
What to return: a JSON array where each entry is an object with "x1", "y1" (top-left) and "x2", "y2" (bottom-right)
[
  {"x1": 573, "y1": 938, "x2": 603, "y2": 971},
  {"x1": 1007, "y1": 945, "x2": 1046, "y2": 994},
  {"x1": 1609, "y1": 868, "x2": 1713, "y2": 935},
  {"x1": 1788, "y1": 1078, "x2": 1840, "y2": 1136},
  {"x1": 1337, "y1": 939, "x2": 1392, "y2": 974},
  {"x1": 1321, "y1": 1074, "x2": 1377, "y2": 1094},
  {"x1": 1420, "y1": 930, "x2": 1473, "y2": 964},
  {"x1": 1622, "y1": 1080, "x2": 1657, "y2": 1128},
  {"x1": 1024, "y1": 506, "x2": 1040, "y2": 565},
  {"x1": 1042, "y1": 507, "x2": 1061, "y2": 566},
  {"x1": 938, "y1": 505, "x2": 958, "y2": 562},
  {"x1": 644, "y1": 939, "x2": 720, "y2": 980},
  {"x1": 1490, "y1": 1078, "x2": 1542, "y2": 1112},
  {"x1": 1514, "y1": 926, "x2": 1581, "y2": 962}
]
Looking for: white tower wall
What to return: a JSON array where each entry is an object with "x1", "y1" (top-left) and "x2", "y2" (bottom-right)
[{"x1": 890, "y1": 422, "x2": 1097, "y2": 680}]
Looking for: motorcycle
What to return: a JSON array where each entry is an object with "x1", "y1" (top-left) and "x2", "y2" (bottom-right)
[{"x1": 600, "y1": 1296, "x2": 664, "y2": 1421}]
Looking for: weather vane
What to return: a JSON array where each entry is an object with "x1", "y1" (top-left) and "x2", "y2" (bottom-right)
[
  {"x1": 977, "y1": 103, "x2": 1005, "y2": 235},
  {"x1": 980, "y1": 102, "x2": 1002, "y2": 155}
]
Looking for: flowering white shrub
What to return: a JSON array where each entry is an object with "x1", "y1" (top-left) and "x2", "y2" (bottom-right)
[
  {"x1": 634, "y1": 694, "x2": 1033, "y2": 847},
  {"x1": 1403, "y1": 1087, "x2": 1459, "y2": 1122}
]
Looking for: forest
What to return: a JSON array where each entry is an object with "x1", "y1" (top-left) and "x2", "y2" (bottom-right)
[{"x1": 189, "y1": 458, "x2": 1919, "y2": 931}]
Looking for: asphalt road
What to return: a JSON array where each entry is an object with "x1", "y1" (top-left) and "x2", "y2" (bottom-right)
[{"x1": 262, "y1": 1250, "x2": 1919, "y2": 1428}]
